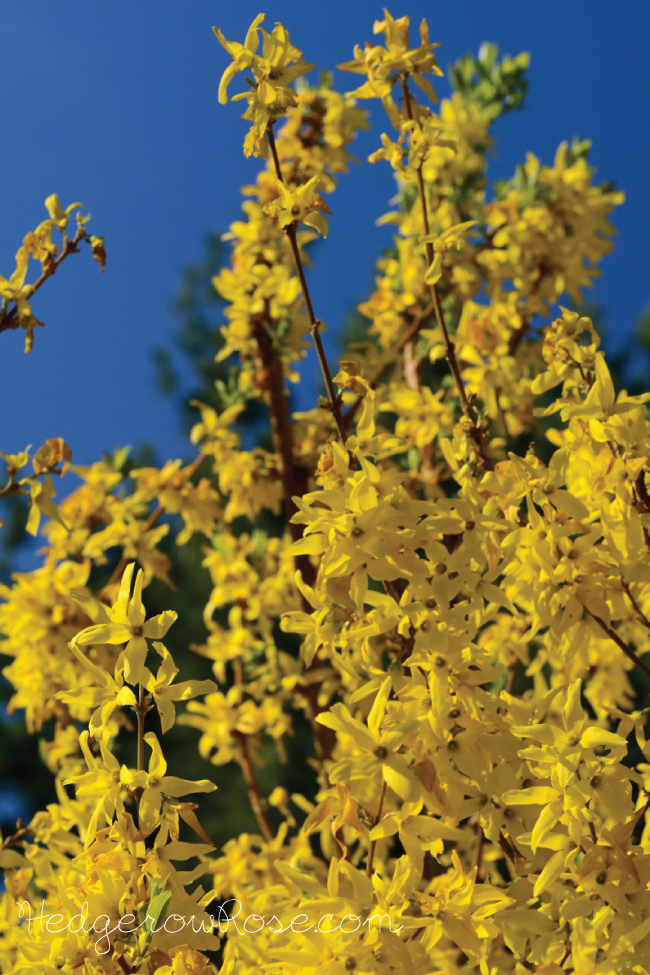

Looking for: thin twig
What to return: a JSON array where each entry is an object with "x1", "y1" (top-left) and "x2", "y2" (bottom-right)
[
  {"x1": 587, "y1": 610, "x2": 650, "y2": 681},
  {"x1": 345, "y1": 301, "x2": 436, "y2": 425},
  {"x1": 133, "y1": 683, "x2": 148, "y2": 825},
  {"x1": 472, "y1": 824, "x2": 485, "y2": 878},
  {"x1": 623, "y1": 581, "x2": 650, "y2": 631},
  {"x1": 136, "y1": 684, "x2": 146, "y2": 773},
  {"x1": 498, "y1": 831, "x2": 518, "y2": 864},
  {"x1": 507, "y1": 318, "x2": 530, "y2": 356},
  {"x1": 266, "y1": 123, "x2": 347, "y2": 443},
  {"x1": 234, "y1": 730, "x2": 276, "y2": 843},
  {"x1": 365, "y1": 778, "x2": 388, "y2": 877},
  {"x1": 0, "y1": 228, "x2": 87, "y2": 335},
  {"x1": 234, "y1": 660, "x2": 275, "y2": 842},
  {"x1": 1, "y1": 823, "x2": 34, "y2": 850},
  {"x1": 251, "y1": 312, "x2": 314, "y2": 586},
  {"x1": 0, "y1": 466, "x2": 66, "y2": 499},
  {"x1": 400, "y1": 75, "x2": 490, "y2": 469},
  {"x1": 115, "y1": 955, "x2": 135, "y2": 975},
  {"x1": 632, "y1": 790, "x2": 650, "y2": 831},
  {"x1": 251, "y1": 305, "x2": 335, "y2": 778},
  {"x1": 505, "y1": 660, "x2": 519, "y2": 694}
]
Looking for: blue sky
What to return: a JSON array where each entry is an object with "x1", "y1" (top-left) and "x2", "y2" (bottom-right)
[{"x1": 1, "y1": 1, "x2": 649, "y2": 468}]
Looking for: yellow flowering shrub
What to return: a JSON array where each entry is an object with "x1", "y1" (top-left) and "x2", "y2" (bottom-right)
[{"x1": 2, "y1": 11, "x2": 650, "y2": 975}]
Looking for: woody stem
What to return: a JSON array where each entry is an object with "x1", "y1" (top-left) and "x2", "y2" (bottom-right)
[
  {"x1": 587, "y1": 611, "x2": 650, "y2": 681},
  {"x1": 365, "y1": 778, "x2": 387, "y2": 877},
  {"x1": 234, "y1": 660, "x2": 275, "y2": 842},
  {"x1": 623, "y1": 581, "x2": 650, "y2": 631},
  {"x1": 252, "y1": 306, "x2": 334, "y2": 783},
  {"x1": 133, "y1": 682, "x2": 148, "y2": 829},
  {"x1": 472, "y1": 824, "x2": 485, "y2": 880},
  {"x1": 0, "y1": 228, "x2": 87, "y2": 336},
  {"x1": 399, "y1": 75, "x2": 490, "y2": 467},
  {"x1": 252, "y1": 309, "x2": 315, "y2": 588},
  {"x1": 266, "y1": 123, "x2": 347, "y2": 443},
  {"x1": 115, "y1": 955, "x2": 135, "y2": 975},
  {"x1": 136, "y1": 684, "x2": 146, "y2": 773}
]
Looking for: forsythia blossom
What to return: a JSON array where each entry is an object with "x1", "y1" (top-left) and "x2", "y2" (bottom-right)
[{"x1": 2, "y1": 13, "x2": 649, "y2": 975}]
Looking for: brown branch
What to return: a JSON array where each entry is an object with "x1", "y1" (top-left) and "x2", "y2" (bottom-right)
[
  {"x1": 0, "y1": 465, "x2": 66, "y2": 499},
  {"x1": 233, "y1": 660, "x2": 275, "y2": 842},
  {"x1": 0, "y1": 228, "x2": 87, "y2": 335},
  {"x1": 132, "y1": 684, "x2": 149, "y2": 825},
  {"x1": 264, "y1": 127, "x2": 343, "y2": 782},
  {"x1": 233, "y1": 729, "x2": 275, "y2": 843},
  {"x1": 251, "y1": 310, "x2": 336, "y2": 779},
  {"x1": 345, "y1": 301, "x2": 436, "y2": 426},
  {"x1": 365, "y1": 777, "x2": 387, "y2": 877},
  {"x1": 622, "y1": 581, "x2": 650, "y2": 631},
  {"x1": 505, "y1": 660, "x2": 519, "y2": 694},
  {"x1": 251, "y1": 314, "x2": 314, "y2": 587},
  {"x1": 1, "y1": 823, "x2": 34, "y2": 850},
  {"x1": 136, "y1": 685, "x2": 147, "y2": 773},
  {"x1": 115, "y1": 955, "x2": 135, "y2": 975},
  {"x1": 632, "y1": 790, "x2": 650, "y2": 832},
  {"x1": 587, "y1": 610, "x2": 650, "y2": 681},
  {"x1": 635, "y1": 470, "x2": 650, "y2": 513},
  {"x1": 632, "y1": 471, "x2": 650, "y2": 551},
  {"x1": 498, "y1": 831, "x2": 518, "y2": 864},
  {"x1": 472, "y1": 824, "x2": 485, "y2": 879},
  {"x1": 507, "y1": 318, "x2": 530, "y2": 356},
  {"x1": 400, "y1": 75, "x2": 491, "y2": 470},
  {"x1": 266, "y1": 123, "x2": 347, "y2": 444}
]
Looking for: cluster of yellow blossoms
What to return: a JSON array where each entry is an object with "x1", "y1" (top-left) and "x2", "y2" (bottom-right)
[
  {"x1": 0, "y1": 195, "x2": 104, "y2": 353},
  {"x1": 2, "y1": 10, "x2": 650, "y2": 975}
]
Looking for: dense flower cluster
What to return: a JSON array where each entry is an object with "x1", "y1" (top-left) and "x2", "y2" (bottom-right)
[{"x1": 1, "y1": 11, "x2": 648, "y2": 975}]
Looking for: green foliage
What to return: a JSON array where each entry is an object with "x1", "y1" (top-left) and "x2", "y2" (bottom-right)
[{"x1": 449, "y1": 42, "x2": 529, "y2": 121}]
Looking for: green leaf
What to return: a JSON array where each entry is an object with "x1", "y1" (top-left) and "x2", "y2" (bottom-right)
[
  {"x1": 134, "y1": 874, "x2": 171, "y2": 966},
  {"x1": 101, "y1": 445, "x2": 131, "y2": 472}
]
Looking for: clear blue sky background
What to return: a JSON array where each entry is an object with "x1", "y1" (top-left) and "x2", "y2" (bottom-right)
[{"x1": 1, "y1": 1, "x2": 649, "y2": 468}]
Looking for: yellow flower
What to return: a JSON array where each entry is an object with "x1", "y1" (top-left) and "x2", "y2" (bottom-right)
[
  {"x1": 63, "y1": 731, "x2": 125, "y2": 845},
  {"x1": 407, "y1": 850, "x2": 514, "y2": 963},
  {"x1": 0, "y1": 248, "x2": 31, "y2": 313},
  {"x1": 213, "y1": 14, "x2": 312, "y2": 107},
  {"x1": 70, "y1": 562, "x2": 177, "y2": 685},
  {"x1": 369, "y1": 796, "x2": 464, "y2": 874},
  {"x1": 548, "y1": 352, "x2": 650, "y2": 429},
  {"x1": 264, "y1": 175, "x2": 331, "y2": 237},
  {"x1": 213, "y1": 14, "x2": 314, "y2": 156},
  {"x1": 213, "y1": 14, "x2": 264, "y2": 105},
  {"x1": 339, "y1": 10, "x2": 443, "y2": 125},
  {"x1": 56, "y1": 639, "x2": 137, "y2": 740},
  {"x1": 143, "y1": 642, "x2": 218, "y2": 734},
  {"x1": 316, "y1": 676, "x2": 421, "y2": 800},
  {"x1": 422, "y1": 221, "x2": 477, "y2": 285},
  {"x1": 44, "y1": 194, "x2": 82, "y2": 235},
  {"x1": 302, "y1": 781, "x2": 365, "y2": 858},
  {"x1": 25, "y1": 474, "x2": 68, "y2": 537},
  {"x1": 121, "y1": 732, "x2": 216, "y2": 834}
]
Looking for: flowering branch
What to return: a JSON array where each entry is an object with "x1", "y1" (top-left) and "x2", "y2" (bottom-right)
[
  {"x1": 266, "y1": 123, "x2": 347, "y2": 443},
  {"x1": 400, "y1": 74, "x2": 490, "y2": 468}
]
